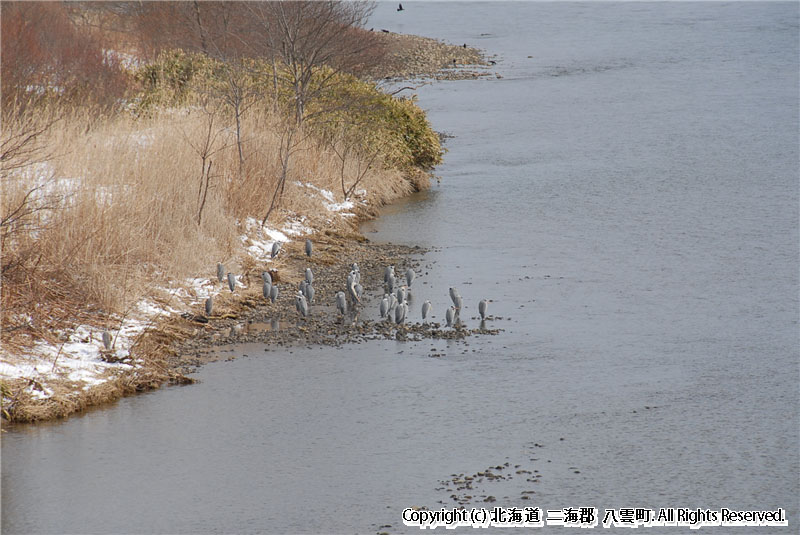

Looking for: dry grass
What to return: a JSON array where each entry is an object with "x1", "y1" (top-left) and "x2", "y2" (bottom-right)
[{"x1": 1, "y1": 105, "x2": 416, "y2": 358}]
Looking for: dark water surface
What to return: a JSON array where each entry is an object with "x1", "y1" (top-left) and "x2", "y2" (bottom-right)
[{"x1": 3, "y1": 3, "x2": 798, "y2": 534}]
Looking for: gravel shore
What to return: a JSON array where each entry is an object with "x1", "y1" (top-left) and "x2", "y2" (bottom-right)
[
  {"x1": 166, "y1": 34, "x2": 499, "y2": 375},
  {"x1": 168, "y1": 233, "x2": 502, "y2": 376},
  {"x1": 3, "y1": 33, "x2": 496, "y2": 422},
  {"x1": 371, "y1": 32, "x2": 494, "y2": 81}
]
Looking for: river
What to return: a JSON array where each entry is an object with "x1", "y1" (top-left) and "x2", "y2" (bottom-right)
[{"x1": 3, "y1": 2, "x2": 798, "y2": 534}]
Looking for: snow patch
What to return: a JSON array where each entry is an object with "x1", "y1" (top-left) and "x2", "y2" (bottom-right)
[{"x1": 295, "y1": 181, "x2": 360, "y2": 215}]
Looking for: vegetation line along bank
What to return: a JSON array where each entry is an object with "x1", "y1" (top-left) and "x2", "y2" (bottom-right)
[{"x1": 0, "y1": 1, "x2": 488, "y2": 423}]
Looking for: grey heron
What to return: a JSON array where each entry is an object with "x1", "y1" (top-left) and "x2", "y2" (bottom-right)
[
  {"x1": 449, "y1": 287, "x2": 461, "y2": 308},
  {"x1": 395, "y1": 301, "x2": 407, "y2": 324},
  {"x1": 478, "y1": 299, "x2": 488, "y2": 320},
  {"x1": 305, "y1": 239, "x2": 313, "y2": 257},
  {"x1": 422, "y1": 300, "x2": 432, "y2": 321},
  {"x1": 386, "y1": 273, "x2": 396, "y2": 292},
  {"x1": 295, "y1": 292, "x2": 309, "y2": 317},
  {"x1": 261, "y1": 271, "x2": 272, "y2": 285},
  {"x1": 305, "y1": 267, "x2": 313, "y2": 284},
  {"x1": 405, "y1": 268, "x2": 415, "y2": 288},
  {"x1": 102, "y1": 330, "x2": 112, "y2": 351},
  {"x1": 205, "y1": 296, "x2": 213, "y2": 315},
  {"x1": 216, "y1": 263, "x2": 225, "y2": 283},
  {"x1": 445, "y1": 306, "x2": 456, "y2": 327},
  {"x1": 346, "y1": 272, "x2": 360, "y2": 305},
  {"x1": 227, "y1": 272, "x2": 236, "y2": 292},
  {"x1": 384, "y1": 265, "x2": 395, "y2": 284},
  {"x1": 263, "y1": 281, "x2": 271, "y2": 300},
  {"x1": 270, "y1": 284, "x2": 279, "y2": 303},
  {"x1": 271, "y1": 241, "x2": 282, "y2": 258},
  {"x1": 336, "y1": 291, "x2": 348, "y2": 316},
  {"x1": 305, "y1": 283, "x2": 315, "y2": 303},
  {"x1": 380, "y1": 295, "x2": 390, "y2": 318}
]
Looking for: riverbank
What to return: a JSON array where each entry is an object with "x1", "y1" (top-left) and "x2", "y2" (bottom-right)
[
  {"x1": 1, "y1": 33, "x2": 491, "y2": 424},
  {"x1": 370, "y1": 32, "x2": 494, "y2": 81}
]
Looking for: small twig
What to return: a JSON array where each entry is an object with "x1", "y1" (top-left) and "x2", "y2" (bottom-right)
[{"x1": 387, "y1": 85, "x2": 425, "y2": 96}]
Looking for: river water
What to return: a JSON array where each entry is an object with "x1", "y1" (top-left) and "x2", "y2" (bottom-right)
[{"x1": 3, "y1": 3, "x2": 798, "y2": 534}]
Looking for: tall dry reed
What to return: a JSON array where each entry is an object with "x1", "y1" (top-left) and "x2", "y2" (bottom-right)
[{"x1": 1, "y1": 105, "x2": 412, "y2": 350}]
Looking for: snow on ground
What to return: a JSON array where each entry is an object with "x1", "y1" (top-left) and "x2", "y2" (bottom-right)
[
  {"x1": 1, "y1": 172, "x2": 370, "y2": 405},
  {"x1": 0, "y1": 324, "x2": 136, "y2": 397},
  {"x1": 295, "y1": 181, "x2": 365, "y2": 217},
  {"x1": 241, "y1": 216, "x2": 313, "y2": 261}
]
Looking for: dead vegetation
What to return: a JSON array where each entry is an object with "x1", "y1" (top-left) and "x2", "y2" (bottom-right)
[{"x1": 0, "y1": 1, "x2": 483, "y2": 423}]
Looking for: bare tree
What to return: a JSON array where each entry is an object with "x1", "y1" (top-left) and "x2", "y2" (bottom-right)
[
  {"x1": 242, "y1": 1, "x2": 384, "y2": 225},
  {"x1": 329, "y1": 126, "x2": 383, "y2": 201},
  {"x1": 178, "y1": 99, "x2": 233, "y2": 226},
  {"x1": 246, "y1": 1, "x2": 380, "y2": 126},
  {"x1": 0, "y1": 117, "x2": 62, "y2": 274},
  {"x1": 261, "y1": 122, "x2": 309, "y2": 225}
]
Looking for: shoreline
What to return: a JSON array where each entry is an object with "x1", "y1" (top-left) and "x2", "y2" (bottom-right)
[{"x1": 1, "y1": 34, "x2": 494, "y2": 425}]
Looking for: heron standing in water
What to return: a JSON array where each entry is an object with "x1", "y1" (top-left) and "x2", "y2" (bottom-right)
[
  {"x1": 405, "y1": 268, "x2": 415, "y2": 288},
  {"x1": 380, "y1": 295, "x2": 390, "y2": 318},
  {"x1": 422, "y1": 300, "x2": 432, "y2": 321},
  {"x1": 445, "y1": 306, "x2": 456, "y2": 327}
]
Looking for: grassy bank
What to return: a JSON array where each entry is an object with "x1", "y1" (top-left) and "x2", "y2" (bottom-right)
[{"x1": 1, "y1": 3, "x2": 487, "y2": 424}]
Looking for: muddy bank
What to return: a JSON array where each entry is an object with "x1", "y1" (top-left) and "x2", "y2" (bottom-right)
[
  {"x1": 3, "y1": 224, "x2": 504, "y2": 424},
  {"x1": 169, "y1": 232, "x2": 503, "y2": 376},
  {"x1": 373, "y1": 32, "x2": 494, "y2": 81},
  {"x1": 1, "y1": 35, "x2": 494, "y2": 424}
]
